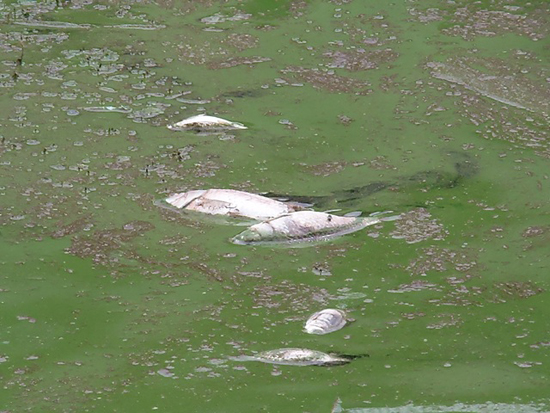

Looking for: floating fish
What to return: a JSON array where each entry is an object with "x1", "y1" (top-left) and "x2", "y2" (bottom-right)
[
  {"x1": 305, "y1": 309, "x2": 347, "y2": 335},
  {"x1": 167, "y1": 114, "x2": 247, "y2": 131},
  {"x1": 229, "y1": 348, "x2": 354, "y2": 367},
  {"x1": 232, "y1": 211, "x2": 398, "y2": 245},
  {"x1": 165, "y1": 189, "x2": 300, "y2": 220}
]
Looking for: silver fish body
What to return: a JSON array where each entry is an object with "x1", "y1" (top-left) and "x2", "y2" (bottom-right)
[
  {"x1": 305, "y1": 309, "x2": 347, "y2": 335},
  {"x1": 232, "y1": 211, "x2": 380, "y2": 244},
  {"x1": 230, "y1": 348, "x2": 352, "y2": 367},
  {"x1": 167, "y1": 114, "x2": 247, "y2": 131},
  {"x1": 165, "y1": 189, "x2": 296, "y2": 220}
]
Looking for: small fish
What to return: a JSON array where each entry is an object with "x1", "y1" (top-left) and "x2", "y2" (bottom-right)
[
  {"x1": 305, "y1": 309, "x2": 347, "y2": 335},
  {"x1": 229, "y1": 348, "x2": 354, "y2": 367},
  {"x1": 232, "y1": 211, "x2": 397, "y2": 245},
  {"x1": 167, "y1": 114, "x2": 247, "y2": 131},
  {"x1": 164, "y1": 189, "x2": 300, "y2": 220}
]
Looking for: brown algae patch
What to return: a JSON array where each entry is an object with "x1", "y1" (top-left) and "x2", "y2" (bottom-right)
[
  {"x1": 490, "y1": 281, "x2": 544, "y2": 302},
  {"x1": 442, "y1": 5, "x2": 548, "y2": 41},
  {"x1": 427, "y1": 57, "x2": 550, "y2": 114},
  {"x1": 426, "y1": 313, "x2": 463, "y2": 329},
  {"x1": 522, "y1": 226, "x2": 549, "y2": 238},
  {"x1": 67, "y1": 220, "x2": 155, "y2": 266},
  {"x1": 390, "y1": 208, "x2": 448, "y2": 244},
  {"x1": 406, "y1": 246, "x2": 478, "y2": 276},
  {"x1": 50, "y1": 215, "x2": 94, "y2": 239},
  {"x1": 280, "y1": 66, "x2": 371, "y2": 94},
  {"x1": 177, "y1": 41, "x2": 231, "y2": 65},
  {"x1": 207, "y1": 56, "x2": 271, "y2": 69},
  {"x1": 433, "y1": 280, "x2": 545, "y2": 307},
  {"x1": 388, "y1": 280, "x2": 442, "y2": 293},
  {"x1": 407, "y1": 7, "x2": 445, "y2": 23},
  {"x1": 302, "y1": 160, "x2": 348, "y2": 177},
  {"x1": 301, "y1": 156, "x2": 393, "y2": 176},
  {"x1": 323, "y1": 48, "x2": 399, "y2": 71},
  {"x1": 252, "y1": 281, "x2": 330, "y2": 314},
  {"x1": 222, "y1": 33, "x2": 259, "y2": 51}
]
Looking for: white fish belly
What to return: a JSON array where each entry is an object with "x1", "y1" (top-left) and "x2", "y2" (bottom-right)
[
  {"x1": 305, "y1": 309, "x2": 347, "y2": 335},
  {"x1": 165, "y1": 189, "x2": 292, "y2": 219},
  {"x1": 201, "y1": 189, "x2": 290, "y2": 219}
]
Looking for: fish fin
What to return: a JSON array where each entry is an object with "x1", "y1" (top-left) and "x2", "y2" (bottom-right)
[
  {"x1": 322, "y1": 209, "x2": 342, "y2": 214},
  {"x1": 368, "y1": 210, "x2": 401, "y2": 222},
  {"x1": 343, "y1": 211, "x2": 362, "y2": 217}
]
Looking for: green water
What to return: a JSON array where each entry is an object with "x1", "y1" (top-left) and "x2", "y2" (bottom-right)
[{"x1": 1, "y1": 0, "x2": 549, "y2": 411}]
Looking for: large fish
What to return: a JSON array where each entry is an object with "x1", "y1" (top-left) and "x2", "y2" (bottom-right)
[
  {"x1": 229, "y1": 348, "x2": 355, "y2": 367},
  {"x1": 167, "y1": 114, "x2": 247, "y2": 131},
  {"x1": 165, "y1": 189, "x2": 300, "y2": 220},
  {"x1": 231, "y1": 210, "x2": 398, "y2": 245}
]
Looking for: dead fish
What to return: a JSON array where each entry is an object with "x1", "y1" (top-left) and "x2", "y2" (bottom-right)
[
  {"x1": 232, "y1": 211, "x2": 398, "y2": 245},
  {"x1": 165, "y1": 189, "x2": 300, "y2": 220},
  {"x1": 305, "y1": 309, "x2": 347, "y2": 335},
  {"x1": 167, "y1": 114, "x2": 247, "y2": 131},
  {"x1": 229, "y1": 348, "x2": 354, "y2": 367}
]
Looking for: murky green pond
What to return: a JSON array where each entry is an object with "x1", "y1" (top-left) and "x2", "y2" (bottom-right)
[{"x1": 1, "y1": 0, "x2": 549, "y2": 411}]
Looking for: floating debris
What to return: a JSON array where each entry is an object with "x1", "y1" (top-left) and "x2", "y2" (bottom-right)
[
  {"x1": 232, "y1": 211, "x2": 399, "y2": 245},
  {"x1": 207, "y1": 56, "x2": 271, "y2": 69},
  {"x1": 83, "y1": 106, "x2": 132, "y2": 113},
  {"x1": 229, "y1": 348, "x2": 354, "y2": 367},
  {"x1": 13, "y1": 21, "x2": 92, "y2": 29},
  {"x1": 331, "y1": 401, "x2": 548, "y2": 412},
  {"x1": 305, "y1": 309, "x2": 347, "y2": 335},
  {"x1": 200, "y1": 12, "x2": 252, "y2": 24},
  {"x1": 175, "y1": 98, "x2": 211, "y2": 105},
  {"x1": 103, "y1": 24, "x2": 166, "y2": 30},
  {"x1": 164, "y1": 189, "x2": 300, "y2": 220},
  {"x1": 167, "y1": 114, "x2": 247, "y2": 131},
  {"x1": 390, "y1": 208, "x2": 447, "y2": 244},
  {"x1": 130, "y1": 106, "x2": 166, "y2": 121}
]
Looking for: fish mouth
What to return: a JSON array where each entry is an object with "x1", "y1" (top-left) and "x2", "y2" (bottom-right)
[{"x1": 232, "y1": 223, "x2": 275, "y2": 245}]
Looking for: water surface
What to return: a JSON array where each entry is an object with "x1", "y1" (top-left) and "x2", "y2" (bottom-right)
[{"x1": 1, "y1": 0, "x2": 549, "y2": 411}]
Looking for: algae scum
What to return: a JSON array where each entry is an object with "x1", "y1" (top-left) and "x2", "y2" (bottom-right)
[{"x1": 1, "y1": 0, "x2": 549, "y2": 411}]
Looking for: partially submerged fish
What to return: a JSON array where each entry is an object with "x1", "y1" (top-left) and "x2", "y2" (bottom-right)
[
  {"x1": 229, "y1": 348, "x2": 354, "y2": 367},
  {"x1": 232, "y1": 210, "x2": 398, "y2": 245},
  {"x1": 165, "y1": 189, "x2": 300, "y2": 220},
  {"x1": 167, "y1": 114, "x2": 247, "y2": 131},
  {"x1": 305, "y1": 309, "x2": 347, "y2": 335}
]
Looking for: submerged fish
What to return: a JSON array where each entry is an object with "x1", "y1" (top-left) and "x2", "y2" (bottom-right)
[
  {"x1": 165, "y1": 189, "x2": 300, "y2": 220},
  {"x1": 167, "y1": 114, "x2": 247, "y2": 131},
  {"x1": 305, "y1": 309, "x2": 347, "y2": 335},
  {"x1": 232, "y1": 210, "x2": 398, "y2": 245},
  {"x1": 229, "y1": 348, "x2": 354, "y2": 367}
]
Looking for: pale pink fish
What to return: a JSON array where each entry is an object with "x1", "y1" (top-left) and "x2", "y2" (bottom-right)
[
  {"x1": 167, "y1": 114, "x2": 247, "y2": 131},
  {"x1": 232, "y1": 210, "x2": 398, "y2": 244},
  {"x1": 229, "y1": 348, "x2": 353, "y2": 367},
  {"x1": 165, "y1": 189, "x2": 298, "y2": 220}
]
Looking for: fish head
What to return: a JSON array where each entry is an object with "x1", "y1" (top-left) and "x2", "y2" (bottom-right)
[
  {"x1": 165, "y1": 190, "x2": 206, "y2": 209},
  {"x1": 232, "y1": 223, "x2": 274, "y2": 244}
]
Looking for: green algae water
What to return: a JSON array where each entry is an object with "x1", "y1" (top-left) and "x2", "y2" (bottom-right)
[{"x1": 1, "y1": 0, "x2": 549, "y2": 411}]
